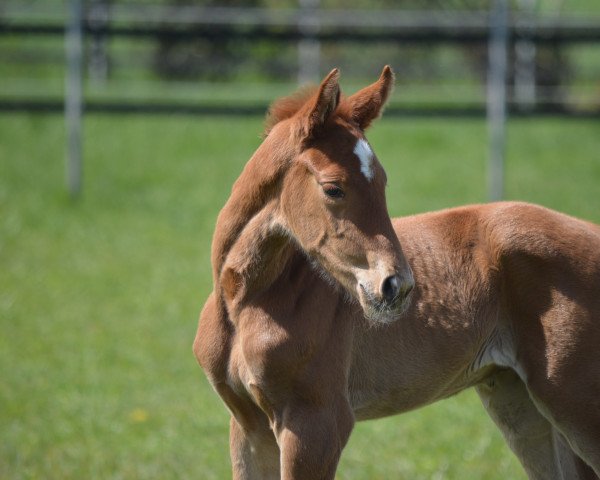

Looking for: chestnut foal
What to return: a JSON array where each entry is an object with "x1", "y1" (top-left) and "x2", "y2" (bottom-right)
[{"x1": 194, "y1": 67, "x2": 600, "y2": 480}]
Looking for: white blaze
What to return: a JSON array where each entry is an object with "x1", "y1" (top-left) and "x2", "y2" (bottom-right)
[{"x1": 353, "y1": 139, "x2": 374, "y2": 181}]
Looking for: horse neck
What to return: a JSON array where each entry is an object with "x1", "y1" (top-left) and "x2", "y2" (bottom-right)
[
  {"x1": 218, "y1": 199, "x2": 297, "y2": 309},
  {"x1": 211, "y1": 133, "x2": 298, "y2": 313},
  {"x1": 211, "y1": 130, "x2": 294, "y2": 280}
]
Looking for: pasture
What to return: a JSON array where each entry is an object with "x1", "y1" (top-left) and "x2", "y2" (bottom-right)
[{"x1": 1, "y1": 112, "x2": 599, "y2": 479}]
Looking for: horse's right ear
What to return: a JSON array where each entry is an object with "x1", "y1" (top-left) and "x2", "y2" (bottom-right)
[{"x1": 299, "y1": 68, "x2": 340, "y2": 139}]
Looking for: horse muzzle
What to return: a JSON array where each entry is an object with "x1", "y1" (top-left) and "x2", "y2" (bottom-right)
[{"x1": 356, "y1": 269, "x2": 414, "y2": 324}]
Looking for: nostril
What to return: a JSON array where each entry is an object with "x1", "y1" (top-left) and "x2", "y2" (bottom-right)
[{"x1": 381, "y1": 275, "x2": 400, "y2": 303}]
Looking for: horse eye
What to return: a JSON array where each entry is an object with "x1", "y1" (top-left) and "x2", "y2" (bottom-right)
[{"x1": 322, "y1": 184, "x2": 345, "y2": 199}]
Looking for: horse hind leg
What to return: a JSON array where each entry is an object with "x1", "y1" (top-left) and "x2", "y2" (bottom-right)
[
  {"x1": 552, "y1": 430, "x2": 599, "y2": 480},
  {"x1": 476, "y1": 368, "x2": 597, "y2": 480},
  {"x1": 520, "y1": 304, "x2": 600, "y2": 476},
  {"x1": 525, "y1": 364, "x2": 600, "y2": 477}
]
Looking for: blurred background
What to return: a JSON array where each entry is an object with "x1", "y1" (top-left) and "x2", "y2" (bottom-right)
[
  {"x1": 1, "y1": 1, "x2": 599, "y2": 479},
  {"x1": 2, "y1": 0, "x2": 600, "y2": 116}
]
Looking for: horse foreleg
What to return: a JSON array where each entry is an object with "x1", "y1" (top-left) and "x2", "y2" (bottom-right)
[
  {"x1": 476, "y1": 369, "x2": 597, "y2": 480},
  {"x1": 275, "y1": 399, "x2": 354, "y2": 480},
  {"x1": 230, "y1": 416, "x2": 280, "y2": 480}
]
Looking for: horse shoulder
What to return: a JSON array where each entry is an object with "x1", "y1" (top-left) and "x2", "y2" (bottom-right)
[
  {"x1": 234, "y1": 274, "x2": 353, "y2": 392},
  {"x1": 392, "y1": 205, "x2": 502, "y2": 318}
]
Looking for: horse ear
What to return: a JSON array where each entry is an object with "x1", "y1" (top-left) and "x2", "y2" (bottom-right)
[
  {"x1": 301, "y1": 68, "x2": 340, "y2": 138},
  {"x1": 345, "y1": 65, "x2": 394, "y2": 130}
]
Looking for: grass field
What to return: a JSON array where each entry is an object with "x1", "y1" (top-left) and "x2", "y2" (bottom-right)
[{"x1": 1, "y1": 112, "x2": 599, "y2": 479}]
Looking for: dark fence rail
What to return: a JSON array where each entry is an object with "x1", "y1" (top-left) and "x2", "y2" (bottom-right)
[
  {"x1": 2, "y1": 8, "x2": 600, "y2": 43},
  {"x1": 1, "y1": 99, "x2": 598, "y2": 118}
]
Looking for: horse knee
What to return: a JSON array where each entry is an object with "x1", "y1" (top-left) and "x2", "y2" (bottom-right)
[
  {"x1": 277, "y1": 402, "x2": 355, "y2": 480},
  {"x1": 230, "y1": 416, "x2": 280, "y2": 480}
]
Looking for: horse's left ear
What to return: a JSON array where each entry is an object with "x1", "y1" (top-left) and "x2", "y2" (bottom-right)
[{"x1": 345, "y1": 65, "x2": 395, "y2": 130}]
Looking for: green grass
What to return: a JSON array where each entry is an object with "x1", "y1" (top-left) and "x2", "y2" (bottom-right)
[{"x1": 1, "y1": 112, "x2": 599, "y2": 479}]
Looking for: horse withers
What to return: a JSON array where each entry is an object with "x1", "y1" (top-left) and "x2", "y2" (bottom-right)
[{"x1": 194, "y1": 67, "x2": 600, "y2": 480}]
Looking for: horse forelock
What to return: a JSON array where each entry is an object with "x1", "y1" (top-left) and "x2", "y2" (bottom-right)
[{"x1": 264, "y1": 85, "x2": 318, "y2": 136}]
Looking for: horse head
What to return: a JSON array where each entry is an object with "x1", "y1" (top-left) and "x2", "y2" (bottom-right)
[{"x1": 215, "y1": 66, "x2": 414, "y2": 324}]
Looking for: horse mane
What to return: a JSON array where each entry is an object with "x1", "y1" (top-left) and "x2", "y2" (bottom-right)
[{"x1": 263, "y1": 85, "x2": 318, "y2": 136}]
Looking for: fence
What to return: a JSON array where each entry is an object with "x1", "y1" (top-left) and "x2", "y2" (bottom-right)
[{"x1": 1, "y1": 1, "x2": 599, "y2": 197}]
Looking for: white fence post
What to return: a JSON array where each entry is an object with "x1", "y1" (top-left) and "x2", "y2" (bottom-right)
[
  {"x1": 487, "y1": 0, "x2": 509, "y2": 202},
  {"x1": 65, "y1": 0, "x2": 83, "y2": 198}
]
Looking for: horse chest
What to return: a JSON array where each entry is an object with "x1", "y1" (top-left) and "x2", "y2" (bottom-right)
[
  {"x1": 227, "y1": 308, "x2": 317, "y2": 395},
  {"x1": 224, "y1": 288, "x2": 354, "y2": 422}
]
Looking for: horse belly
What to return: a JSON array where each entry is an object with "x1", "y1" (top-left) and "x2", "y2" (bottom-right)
[
  {"x1": 347, "y1": 347, "x2": 464, "y2": 421},
  {"x1": 346, "y1": 310, "x2": 495, "y2": 421}
]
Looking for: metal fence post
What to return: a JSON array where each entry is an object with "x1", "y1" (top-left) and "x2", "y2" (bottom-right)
[
  {"x1": 88, "y1": 0, "x2": 110, "y2": 85},
  {"x1": 487, "y1": 0, "x2": 509, "y2": 202},
  {"x1": 65, "y1": 0, "x2": 83, "y2": 198},
  {"x1": 298, "y1": 0, "x2": 321, "y2": 84},
  {"x1": 515, "y1": 0, "x2": 537, "y2": 110}
]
